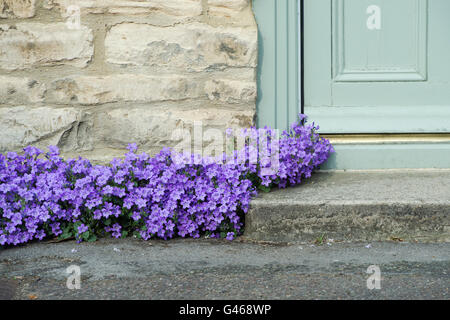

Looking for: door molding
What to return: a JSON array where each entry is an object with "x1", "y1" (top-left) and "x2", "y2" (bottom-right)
[
  {"x1": 253, "y1": 0, "x2": 450, "y2": 169},
  {"x1": 252, "y1": 0, "x2": 302, "y2": 130},
  {"x1": 309, "y1": 105, "x2": 450, "y2": 134},
  {"x1": 332, "y1": 0, "x2": 428, "y2": 82}
]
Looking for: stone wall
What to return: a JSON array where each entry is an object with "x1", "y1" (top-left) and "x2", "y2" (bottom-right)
[{"x1": 0, "y1": 0, "x2": 258, "y2": 161}]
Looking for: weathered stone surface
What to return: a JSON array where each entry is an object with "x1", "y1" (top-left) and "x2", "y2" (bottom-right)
[
  {"x1": 91, "y1": 106, "x2": 254, "y2": 152},
  {"x1": 47, "y1": 75, "x2": 203, "y2": 105},
  {"x1": 245, "y1": 171, "x2": 450, "y2": 243},
  {"x1": 105, "y1": 22, "x2": 257, "y2": 71},
  {"x1": 0, "y1": 1, "x2": 259, "y2": 160},
  {"x1": 0, "y1": 23, "x2": 93, "y2": 70},
  {"x1": 0, "y1": 76, "x2": 46, "y2": 105},
  {"x1": 0, "y1": 106, "x2": 83, "y2": 152},
  {"x1": 46, "y1": 75, "x2": 256, "y2": 106},
  {"x1": 45, "y1": 0, "x2": 202, "y2": 17},
  {"x1": 0, "y1": 0, "x2": 36, "y2": 18},
  {"x1": 208, "y1": 0, "x2": 249, "y2": 17},
  {"x1": 205, "y1": 79, "x2": 256, "y2": 104}
]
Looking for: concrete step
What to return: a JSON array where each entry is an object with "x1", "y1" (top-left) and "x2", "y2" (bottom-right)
[{"x1": 243, "y1": 170, "x2": 450, "y2": 243}]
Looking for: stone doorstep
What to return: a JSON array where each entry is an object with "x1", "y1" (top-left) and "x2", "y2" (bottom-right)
[{"x1": 243, "y1": 170, "x2": 450, "y2": 243}]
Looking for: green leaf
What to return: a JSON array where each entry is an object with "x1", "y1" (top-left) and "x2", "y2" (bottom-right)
[
  {"x1": 59, "y1": 232, "x2": 71, "y2": 240},
  {"x1": 88, "y1": 235, "x2": 97, "y2": 242},
  {"x1": 133, "y1": 231, "x2": 142, "y2": 239},
  {"x1": 258, "y1": 185, "x2": 271, "y2": 193},
  {"x1": 73, "y1": 221, "x2": 81, "y2": 232},
  {"x1": 82, "y1": 231, "x2": 90, "y2": 241}
]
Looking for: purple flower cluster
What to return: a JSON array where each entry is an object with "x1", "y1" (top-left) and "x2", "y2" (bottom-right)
[
  {"x1": 0, "y1": 114, "x2": 334, "y2": 246},
  {"x1": 257, "y1": 114, "x2": 334, "y2": 189}
]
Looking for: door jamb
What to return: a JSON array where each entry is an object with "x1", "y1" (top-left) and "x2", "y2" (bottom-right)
[{"x1": 299, "y1": 0, "x2": 305, "y2": 115}]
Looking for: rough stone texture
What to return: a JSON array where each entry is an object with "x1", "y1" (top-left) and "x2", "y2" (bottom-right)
[
  {"x1": 0, "y1": 106, "x2": 83, "y2": 152},
  {"x1": 0, "y1": 0, "x2": 258, "y2": 159},
  {"x1": 46, "y1": 75, "x2": 203, "y2": 105},
  {"x1": 45, "y1": 0, "x2": 202, "y2": 17},
  {"x1": 0, "y1": 76, "x2": 46, "y2": 104},
  {"x1": 105, "y1": 22, "x2": 257, "y2": 71},
  {"x1": 208, "y1": 0, "x2": 249, "y2": 17},
  {"x1": 245, "y1": 171, "x2": 450, "y2": 243},
  {"x1": 205, "y1": 79, "x2": 256, "y2": 103},
  {"x1": 0, "y1": 0, "x2": 36, "y2": 18},
  {"x1": 0, "y1": 23, "x2": 93, "y2": 70},
  {"x1": 90, "y1": 106, "x2": 254, "y2": 154},
  {"x1": 46, "y1": 75, "x2": 256, "y2": 106},
  {"x1": 207, "y1": 0, "x2": 255, "y2": 26},
  {"x1": 0, "y1": 104, "x2": 254, "y2": 159}
]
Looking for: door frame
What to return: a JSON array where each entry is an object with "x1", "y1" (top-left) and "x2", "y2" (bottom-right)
[
  {"x1": 252, "y1": 0, "x2": 450, "y2": 169},
  {"x1": 253, "y1": 0, "x2": 302, "y2": 130},
  {"x1": 303, "y1": 0, "x2": 450, "y2": 134}
]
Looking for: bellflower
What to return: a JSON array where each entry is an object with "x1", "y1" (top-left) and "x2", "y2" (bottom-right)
[{"x1": 0, "y1": 114, "x2": 333, "y2": 246}]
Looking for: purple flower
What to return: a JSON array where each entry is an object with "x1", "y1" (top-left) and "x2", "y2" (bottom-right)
[
  {"x1": 0, "y1": 115, "x2": 333, "y2": 247},
  {"x1": 77, "y1": 224, "x2": 88, "y2": 235},
  {"x1": 35, "y1": 230, "x2": 46, "y2": 240}
]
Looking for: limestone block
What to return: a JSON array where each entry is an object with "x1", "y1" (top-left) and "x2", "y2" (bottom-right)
[
  {"x1": 45, "y1": 0, "x2": 202, "y2": 17},
  {"x1": 0, "y1": 23, "x2": 93, "y2": 70},
  {"x1": 208, "y1": 0, "x2": 249, "y2": 17},
  {"x1": 0, "y1": 106, "x2": 83, "y2": 152},
  {"x1": 205, "y1": 79, "x2": 256, "y2": 104},
  {"x1": 0, "y1": 0, "x2": 36, "y2": 18},
  {"x1": 0, "y1": 76, "x2": 46, "y2": 104},
  {"x1": 47, "y1": 75, "x2": 202, "y2": 105},
  {"x1": 105, "y1": 22, "x2": 257, "y2": 72}
]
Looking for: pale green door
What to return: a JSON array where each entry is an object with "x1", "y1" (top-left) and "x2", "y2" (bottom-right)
[{"x1": 305, "y1": 0, "x2": 450, "y2": 133}]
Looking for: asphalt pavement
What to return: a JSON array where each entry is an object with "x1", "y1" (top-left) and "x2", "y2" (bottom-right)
[{"x1": 0, "y1": 237, "x2": 448, "y2": 300}]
